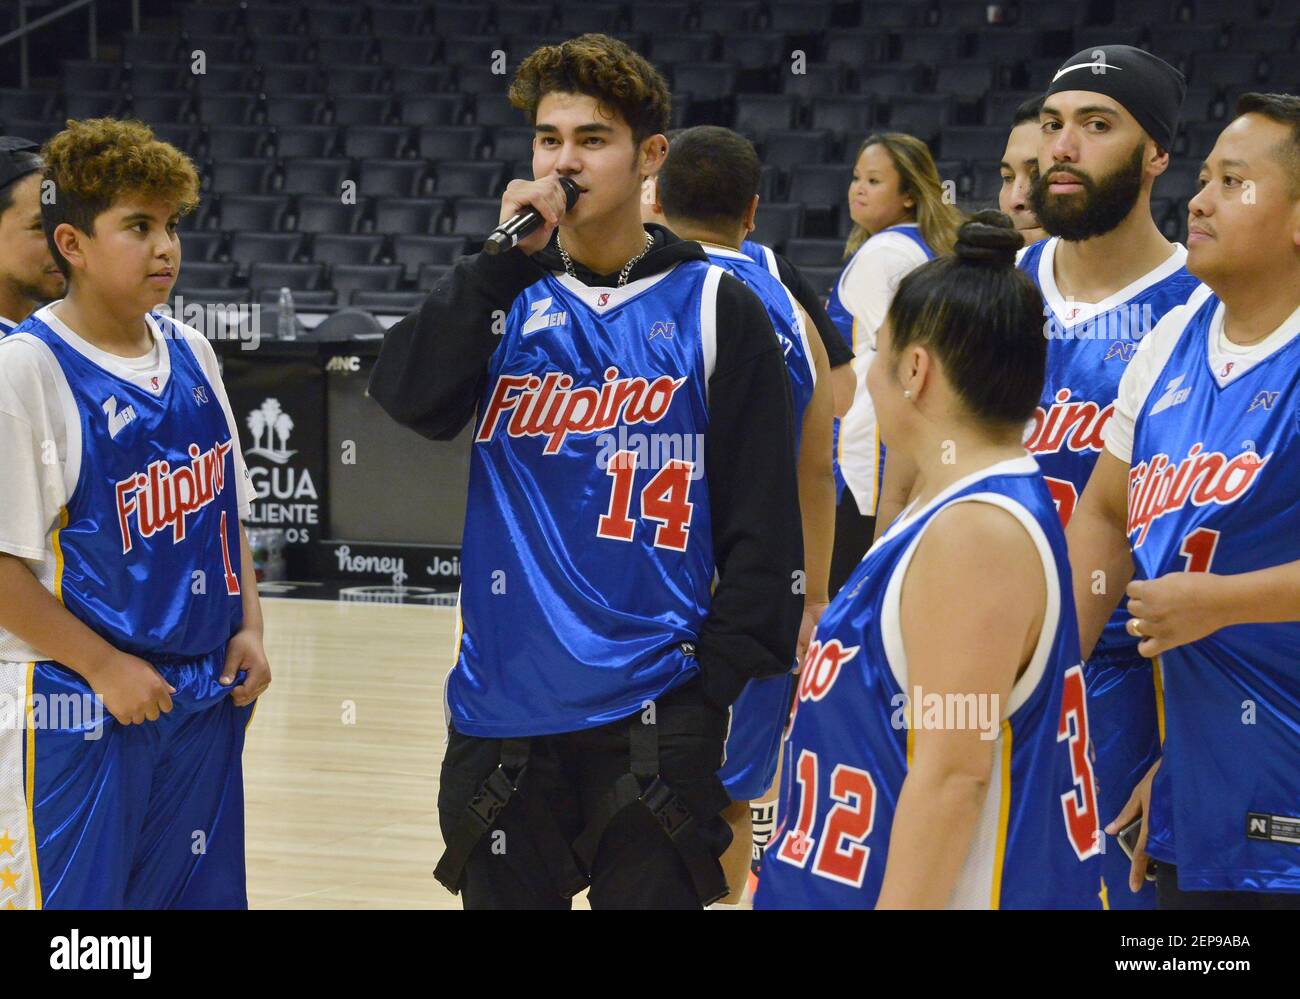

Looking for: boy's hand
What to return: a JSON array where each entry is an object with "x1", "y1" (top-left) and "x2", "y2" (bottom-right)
[
  {"x1": 221, "y1": 628, "x2": 271, "y2": 707},
  {"x1": 499, "y1": 174, "x2": 573, "y2": 256},
  {"x1": 90, "y1": 652, "x2": 176, "y2": 725}
]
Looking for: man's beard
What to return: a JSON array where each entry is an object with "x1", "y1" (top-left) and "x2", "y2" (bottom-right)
[
  {"x1": 2, "y1": 274, "x2": 59, "y2": 312},
  {"x1": 1030, "y1": 142, "x2": 1145, "y2": 242}
]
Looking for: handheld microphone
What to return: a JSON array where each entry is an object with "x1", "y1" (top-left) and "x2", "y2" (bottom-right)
[{"x1": 482, "y1": 176, "x2": 581, "y2": 255}]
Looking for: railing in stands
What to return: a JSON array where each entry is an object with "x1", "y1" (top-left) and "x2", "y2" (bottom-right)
[{"x1": 0, "y1": 0, "x2": 141, "y2": 89}]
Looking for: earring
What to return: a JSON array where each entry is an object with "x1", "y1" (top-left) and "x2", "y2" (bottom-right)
[{"x1": 903, "y1": 389, "x2": 913, "y2": 399}]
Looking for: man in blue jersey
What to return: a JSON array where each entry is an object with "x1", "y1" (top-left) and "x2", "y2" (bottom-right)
[
  {"x1": 0, "y1": 119, "x2": 270, "y2": 909},
  {"x1": 369, "y1": 34, "x2": 803, "y2": 909},
  {"x1": 640, "y1": 137, "x2": 856, "y2": 421},
  {"x1": 0, "y1": 137, "x2": 64, "y2": 335},
  {"x1": 1072, "y1": 93, "x2": 1300, "y2": 908},
  {"x1": 1020, "y1": 44, "x2": 1199, "y2": 908},
  {"x1": 653, "y1": 125, "x2": 836, "y2": 898}
]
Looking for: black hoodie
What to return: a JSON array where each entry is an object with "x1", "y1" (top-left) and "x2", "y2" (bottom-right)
[{"x1": 368, "y1": 222, "x2": 803, "y2": 712}]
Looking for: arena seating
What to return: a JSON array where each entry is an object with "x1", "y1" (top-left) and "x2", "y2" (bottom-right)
[{"x1": 5, "y1": 0, "x2": 1295, "y2": 307}]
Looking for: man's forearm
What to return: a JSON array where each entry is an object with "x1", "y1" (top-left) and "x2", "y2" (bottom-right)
[
  {"x1": 0, "y1": 553, "x2": 115, "y2": 680},
  {"x1": 1067, "y1": 504, "x2": 1135, "y2": 660},
  {"x1": 1216, "y1": 560, "x2": 1300, "y2": 628}
]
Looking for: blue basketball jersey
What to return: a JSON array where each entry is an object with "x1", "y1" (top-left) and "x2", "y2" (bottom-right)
[
  {"x1": 706, "y1": 242, "x2": 815, "y2": 801},
  {"x1": 827, "y1": 224, "x2": 934, "y2": 511},
  {"x1": 702, "y1": 244, "x2": 815, "y2": 447},
  {"x1": 1019, "y1": 238, "x2": 1199, "y2": 907},
  {"x1": 1019, "y1": 237, "x2": 1199, "y2": 651},
  {"x1": 0, "y1": 315, "x2": 18, "y2": 337},
  {"x1": 755, "y1": 456, "x2": 1104, "y2": 909},
  {"x1": 15, "y1": 312, "x2": 244, "y2": 658},
  {"x1": 449, "y1": 263, "x2": 727, "y2": 737},
  {"x1": 1127, "y1": 291, "x2": 1300, "y2": 893}
]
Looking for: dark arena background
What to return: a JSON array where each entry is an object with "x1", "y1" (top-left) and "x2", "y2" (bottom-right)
[{"x1": 3, "y1": 0, "x2": 1289, "y2": 599}]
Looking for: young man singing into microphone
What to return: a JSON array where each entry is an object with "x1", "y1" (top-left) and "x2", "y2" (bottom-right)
[{"x1": 369, "y1": 34, "x2": 803, "y2": 909}]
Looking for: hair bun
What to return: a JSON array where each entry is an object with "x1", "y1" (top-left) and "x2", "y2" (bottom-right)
[{"x1": 954, "y1": 209, "x2": 1023, "y2": 267}]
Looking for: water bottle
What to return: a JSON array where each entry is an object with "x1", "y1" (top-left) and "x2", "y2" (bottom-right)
[{"x1": 277, "y1": 287, "x2": 297, "y2": 340}]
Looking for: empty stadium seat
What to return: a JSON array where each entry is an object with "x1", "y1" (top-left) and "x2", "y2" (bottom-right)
[
  {"x1": 764, "y1": 130, "x2": 836, "y2": 171},
  {"x1": 432, "y1": 161, "x2": 504, "y2": 199},
  {"x1": 218, "y1": 194, "x2": 291, "y2": 232},
  {"x1": 273, "y1": 125, "x2": 339, "y2": 159},
  {"x1": 390, "y1": 234, "x2": 469, "y2": 278},
  {"x1": 0, "y1": 90, "x2": 53, "y2": 119},
  {"x1": 249, "y1": 262, "x2": 326, "y2": 292},
  {"x1": 196, "y1": 93, "x2": 261, "y2": 126},
  {"x1": 369, "y1": 4, "x2": 430, "y2": 36},
  {"x1": 349, "y1": 290, "x2": 425, "y2": 312},
  {"x1": 260, "y1": 65, "x2": 325, "y2": 95},
  {"x1": 280, "y1": 158, "x2": 354, "y2": 197},
  {"x1": 447, "y1": 199, "x2": 502, "y2": 237},
  {"x1": 229, "y1": 232, "x2": 305, "y2": 274},
  {"x1": 359, "y1": 159, "x2": 429, "y2": 198},
  {"x1": 206, "y1": 125, "x2": 269, "y2": 160},
  {"x1": 62, "y1": 60, "x2": 121, "y2": 92},
  {"x1": 785, "y1": 239, "x2": 847, "y2": 269},
  {"x1": 734, "y1": 96, "x2": 801, "y2": 141},
  {"x1": 176, "y1": 260, "x2": 237, "y2": 289},
  {"x1": 180, "y1": 230, "x2": 223, "y2": 262},
  {"x1": 751, "y1": 203, "x2": 805, "y2": 250},
  {"x1": 371, "y1": 197, "x2": 448, "y2": 235},
  {"x1": 332, "y1": 96, "x2": 395, "y2": 127},
  {"x1": 398, "y1": 95, "x2": 466, "y2": 126},
  {"x1": 340, "y1": 126, "x2": 411, "y2": 160},
  {"x1": 330, "y1": 263, "x2": 403, "y2": 295},
  {"x1": 310, "y1": 234, "x2": 386, "y2": 267},
  {"x1": 294, "y1": 195, "x2": 367, "y2": 234},
  {"x1": 208, "y1": 159, "x2": 275, "y2": 196}
]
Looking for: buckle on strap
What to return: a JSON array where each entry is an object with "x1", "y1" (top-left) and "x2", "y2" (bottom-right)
[
  {"x1": 640, "y1": 777, "x2": 694, "y2": 839},
  {"x1": 467, "y1": 764, "x2": 522, "y2": 827}
]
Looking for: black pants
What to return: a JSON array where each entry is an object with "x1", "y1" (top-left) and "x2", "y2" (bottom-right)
[
  {"x1": 437, "y1": 677, "x2": 733, "y2": 909},
  {"x1": 829, "y1": 489, "x2": 876, "y2": 598},
  {"x1": 1156, "y1": 863, "x2": 1300, "y2": 909}
]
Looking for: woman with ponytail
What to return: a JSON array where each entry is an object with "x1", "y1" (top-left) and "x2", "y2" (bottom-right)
[
  {"x1": 756, "y1": 213, "x2": 1105, "y2": 910},
  {"x1": 826, "y1": 133, "x2": 963, "y2": 595}
]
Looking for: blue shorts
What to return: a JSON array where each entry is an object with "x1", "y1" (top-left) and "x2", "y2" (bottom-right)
[
  {"x1": 10, "y1": 648, "x2": 254, "y2": 909},
  {"x1": 719, "y1": 672, "x2": 795, "y2": 802},
  {"x1": 1086, "y1": 648, "x2": 1161, "y2": 910}
]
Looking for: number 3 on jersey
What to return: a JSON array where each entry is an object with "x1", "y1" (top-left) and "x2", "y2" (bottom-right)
[
  {"x1": 596, "y1": 449, "x2": 694, "y2": 551},
  {"x1": 1057, "y1": 664, "x2": 1101, "y2": 860}
]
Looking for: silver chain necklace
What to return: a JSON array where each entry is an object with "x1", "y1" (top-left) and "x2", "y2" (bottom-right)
[{"x1": 557, "y1": 231, "x2": 654, "y2": 288}]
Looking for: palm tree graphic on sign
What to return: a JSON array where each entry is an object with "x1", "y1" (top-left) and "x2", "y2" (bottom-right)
[{"x1": 245, "y1": 397, "x2": 298, "y2": 463}]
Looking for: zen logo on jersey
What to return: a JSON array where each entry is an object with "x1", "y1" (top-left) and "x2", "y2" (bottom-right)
[
  {"x1": 114, "y1": 439, "x2": 234, "y2": 554},
  {"x1": 476, "y1": 366, "x2": 687, "y2": 455},
  {"x1": 648, "y1": 321, "x2": 675, "y2": 341},
  {"x1": 797, "y1": 638, "x2": 861, "y2": 703},
  {"x1": 1024, "y1": 388, "x2": 1111, "y2": 456},
  {"x1": 1104, "y1": 341, "x2": 1137, "y2": 362},
  {"x1": 103, "y1": 396, "x2": 137, "y2": 440},
  {"x1": 1148, "y1": 374, "x2": 1191, "y2": 416},
  {"x1": 1126, "y1": 444, "x2": 1271, "y2": 547},
  {"x1": 521, "y1": 297, "x2": 568, "y2": 335},
  {"x1": 1249, "y1": 390, "x2": 1279, "y2": 412}
]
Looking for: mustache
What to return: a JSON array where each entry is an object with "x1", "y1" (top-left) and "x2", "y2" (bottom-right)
[{"x1": 1033, "y1": 165, "x2": 1094, "y2": 197}]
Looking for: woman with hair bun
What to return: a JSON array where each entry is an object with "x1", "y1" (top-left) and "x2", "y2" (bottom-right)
[{"x1": 756, "y1": 212, "x2": 1105, "y2": 910}]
